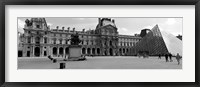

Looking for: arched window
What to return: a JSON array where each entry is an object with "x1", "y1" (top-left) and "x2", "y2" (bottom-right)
[
  {"x1": 53, "y1": 39, "x2": 56, "y2": 44},
  {"x1": 44, "y1": 37, "x2": 47, "y2": 43},
  {"x1": 87, "y1": 48, "x2": 91, "y2": 54},
  {"x1": 60, "y1": 39, "x2": 62, "y2": 44},
  {"x1": 97, "y1": 48, "x2": 100, "y2": 54},
  {"x1": 53, "y1": 47, "x2": 57, "y2": 56},
  {"x1": 92, "y1": 48, "x2": 95, "y2": 55},
  {"x1": 28, "y1": 37, "x2": 31, "y2": 43},
  {"x1": 110, "y1": 41, "x2": 112, "y2": 46},
  {"x1": 82, "y1": 48, "x2": 86, "y2": 54},
  {"x1": 66, "y1": 39, "x2": 68, "y2": 44},
  {"x1": 59, "y1": 47, "x2": 63, "y2": 55}
]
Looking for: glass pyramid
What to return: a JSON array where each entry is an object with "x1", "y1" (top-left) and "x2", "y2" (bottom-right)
[{"x1": 135, "y1": 25, "x2": 182, "y2": 56}]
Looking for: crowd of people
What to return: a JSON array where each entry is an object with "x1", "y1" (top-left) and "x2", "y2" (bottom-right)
[
  {"x1": 138, "y1": 52, "x2": 182, "y2": 65},
  {"x1": 158, "y1": 53, "x2": 182, "y2": 65}
]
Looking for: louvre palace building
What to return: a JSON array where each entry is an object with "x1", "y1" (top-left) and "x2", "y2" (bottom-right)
[{"x1": 18, "y1": 18, "x2": 142, "y2": 57}]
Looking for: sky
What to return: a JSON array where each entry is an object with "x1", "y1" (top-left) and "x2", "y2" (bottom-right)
[{"x1": 18, "y1": 17, "x2": 182, "y2": 36}]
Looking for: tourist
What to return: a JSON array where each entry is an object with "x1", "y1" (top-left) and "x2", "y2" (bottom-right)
[
  {"x1": 165, "y1": 54, "x2": 169, "y2": 62},
  {"x1": 158, "y1": 54, "x2": 161, "y2": 59},
  {"x1": 176, "y1": 53, "x2": 181, "y2": 65},
  {"x1": 169, "y1": 53, "x2": 173, "y2": 62},
  {"x1": 48, "y1": 55, "x2": 53, "y2": 60}
]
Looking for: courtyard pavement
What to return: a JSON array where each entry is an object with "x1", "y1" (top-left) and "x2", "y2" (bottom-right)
[{"x1": 18, "y1": 56, "x2": 182, "y2": 69}]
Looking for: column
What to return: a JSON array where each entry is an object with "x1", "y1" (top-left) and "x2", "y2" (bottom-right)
[
  {"x1": 113, "y1": 49, "x2": 115, "y2": 56},
  {"x1": 33, "y1": 46, "x2": 35, "y2": 57},
  {"x1": 64, "y1": 47, "x2": 66, "y2": 56},
  {"x1": 91, "y1": 48, "x2": 93, "y2": 56},
  {"x1": 95, "y1": 48, "x2": 97, "y2": 56},
  {"x1": 50, "y1": 46, "x2": 52, "y2": 56},
  {"x1": 40, "y1": 46, "x2": 42, "y2": 57},
  {"x1": 85, "y1": 48, "x2": 87, "y2": 55},
  {"x1": 30, "y1": 46, "x2": 32, "y2": 57},
  {"x1": 57, "y1": 47, "x2": 59, "y2": 57}
]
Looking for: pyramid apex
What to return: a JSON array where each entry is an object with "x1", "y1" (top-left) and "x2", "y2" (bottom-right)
[
  {"x1": 152, "y1": 24, "x2": 159, "y2": 30},
  {"x1": 155, "y1": 24, "x2": 159, "y2": 27}
]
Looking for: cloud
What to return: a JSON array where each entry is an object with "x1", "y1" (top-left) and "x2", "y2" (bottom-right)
[
  {"x1": 47, "y1": 22, "x2": 53, "y2": 27},
  {"x1": 79, "y1": 18, "x2": 85, "y2": 20},
  {"x1": 18, "y1": 19, "x2": 25, "y2": 33},
  {"x1": 142, "y1": 25, "x2": 153, "y2": 29},
  {"x1": 121, "y1": 27, "x2": 128, "y2": 32},
  {"x1": 118, "y1": 27, "x2": 137, "y2": 35},
  {"x1": 166, "y1": 18, "x2": 176, "y2": 25}
]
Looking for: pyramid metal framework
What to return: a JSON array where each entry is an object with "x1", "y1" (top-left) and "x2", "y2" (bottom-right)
[{"x1": 135, "y1": 25, "x2": 182, "y2": 56}]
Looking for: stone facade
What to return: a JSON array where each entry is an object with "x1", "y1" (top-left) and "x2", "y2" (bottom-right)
[{"x1": 18, "y1": 18, "x2": 141, "y2": 57}]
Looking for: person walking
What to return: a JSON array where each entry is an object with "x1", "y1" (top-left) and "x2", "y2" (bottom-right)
[
  {"x1": 176, "y1": 53, "x2": 181, "y2": 65},
  {"x1": 169, "y1": 53, "x2": 173, "y2": 62},
  {"x1": 165, "y1": 54, "x2": 169, "y2": 62}
]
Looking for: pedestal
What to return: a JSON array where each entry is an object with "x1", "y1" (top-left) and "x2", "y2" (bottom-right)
[{"x1": 68, "y1": 45, "x2": 83, "y2": 61}]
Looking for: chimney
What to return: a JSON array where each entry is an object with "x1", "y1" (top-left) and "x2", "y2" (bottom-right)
[
  {"x1": 112, "y1": 19, "x2": 115, "y2": 23},
  {"x1": 82, "y1": 29, "x2": 85, "y2": 32},
  {"x1": 67, "y1": 27, "x2": 70, "y2": 32},
  {"x1": 98, "y1": 18, "x2": 101, "y2": 24},
  {"x1": 56, "y1": 26, "x2": 59, "y2": 30},
  {"x1": 108, "y1": 18, "x2": 111, "y2": 21},
  {"x1": 62, "y1": 27, "x2": 65, "y2": 30},
  {"x1": 73, "y1": 28, "x2": 75, "y2": 32},
  {"x1": 98, "y1": 18, "x2": 102, "y2": 26}
]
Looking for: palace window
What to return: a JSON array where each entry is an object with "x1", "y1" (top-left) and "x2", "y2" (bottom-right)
[
  {"x1": 35, "y1": 37, "x2": 40, "y2": 44},
  {"x1": 27, "y1": 37, "x2": 31, "y2": 43},
  {"x1": 86, "y1": 40, "x2": 89, "y2": 45},
  {"x1": 44, "y1": 37, "x2": 47, "y2": 43},
  {"x1": 91, "y1": 40, "x2": 93, "y2": 45},
  {"x1": 60, "y1": 39, "x2": 62, "y2": 44},
  {"x1": 36, "y1": 25, "x2": 40, "y2": 28},
  {"x1": 104, "y1": 41, "x2": 107, "y2": 46},
  {"x1": 66, "y1": 40, "x2": 68, "y2": 44},
  {"x1": 110, "y1": 41, "x2": 112, "y2": 46},
  {"x1": 53, "y1": 39, "x2": 56, "y2": 44}
]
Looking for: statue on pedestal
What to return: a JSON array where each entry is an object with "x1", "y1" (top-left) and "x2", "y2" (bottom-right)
[
  {"x1": 70, "y1": 32, "x2": 81, "y2": 45},
  {"x1": 67, "y1": 32, "x2": 86, "y2": 61}
]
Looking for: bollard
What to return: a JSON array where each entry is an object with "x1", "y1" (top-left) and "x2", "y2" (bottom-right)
[
  {"x1": 60, "y1": 63, "x2": 66, "y2": 69},
  {"x1": 53, "y1": 59, "x2": 57, "y2": 63}
]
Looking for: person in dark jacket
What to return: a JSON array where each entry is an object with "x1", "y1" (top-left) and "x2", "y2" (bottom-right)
[
  {"x1": 48, "y1": 55, "x2": 53, "y2": 60},
  {"x1": 169, "y1": 53, "x2": 173, "y2": 62},
  {"x1": 176, "y1": 53, "x2": 182, "y2": 65},
  {"x1": 165, "y1": 54, "x2": 169, "y2": 62}
]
